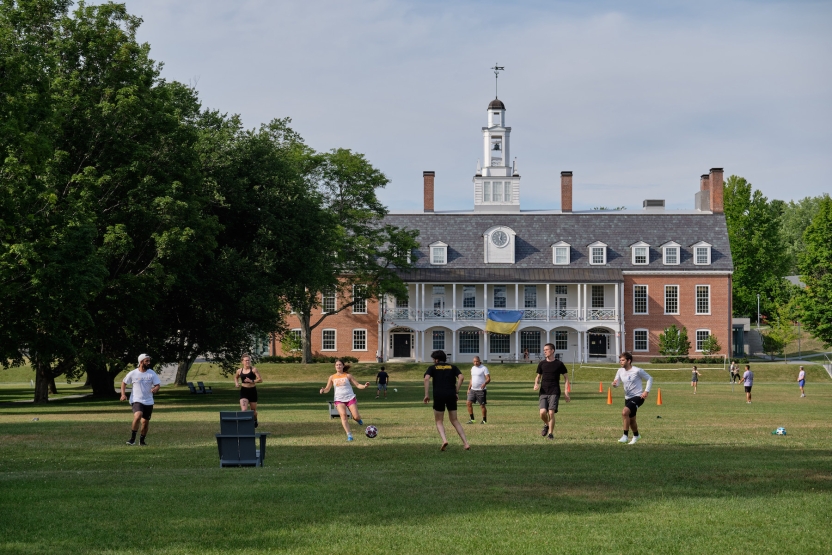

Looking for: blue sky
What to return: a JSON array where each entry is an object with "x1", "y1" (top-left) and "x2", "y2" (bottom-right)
[{"x1": 127, "y1": 0, "x2": 831, "y2": 211}]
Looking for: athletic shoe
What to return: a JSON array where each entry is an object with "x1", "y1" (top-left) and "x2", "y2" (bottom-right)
[
  {"x1": 357, "y1": 419, "x2": 364, "y2": 426},
  {"x1": 628, "y1": 435, "x2": 640, "y2": 445},
  {"x1": 139, "y1": 440, "x2": 147, "y2": 447},
  {"x1": 126, "y1": 440, "x2": 135, "y2": 446},
  {"x1": 801, "y1": 394, "x2": 806, "y2": 397},
  {"x1": 541, "y1": 425, "x2": 549, "y2": 437},
  {"x1": 547, "y1": 433, "x2": 554, "y2": 440},
  {"x1": 347, "y1": 434, "x2": 354, "y2": 442},
  {"x1": 618, "y1": 434, "x2": 629, "y2": 443},
  {"x1": 747, "y1": 401, "x2": 752, "y2": 404},
  {"x1": 467, "y1": 419, "x2": 475, "y2": 424},
  {"x1": 480, "y1": 420, "x2": 487, "y2": 425}
]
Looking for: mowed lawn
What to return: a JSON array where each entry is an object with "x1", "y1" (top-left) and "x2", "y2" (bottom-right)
[{"x1": 1, "y1": 363, "x2": 831, "y2": 555}]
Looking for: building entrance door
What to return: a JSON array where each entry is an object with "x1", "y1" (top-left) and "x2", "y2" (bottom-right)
[
  {"x1": 588, "y1": 330, "x2": 607, "y2": 357},
  {"x1": 393, "y1": 334, "x2": 411, "y2": 358}
]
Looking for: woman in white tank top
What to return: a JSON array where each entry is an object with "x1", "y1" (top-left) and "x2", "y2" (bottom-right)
[{"x1": 319, "y1": 359, "x2": 370, "y2": 441}]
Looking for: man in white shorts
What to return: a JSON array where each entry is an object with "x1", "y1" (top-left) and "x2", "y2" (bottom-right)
[
  {"x1": 466, "y1": 357, "x2": 491, "y2": 424},
  {"x1": 120, "y1": 353, "x2": 161, "y2": 446}
]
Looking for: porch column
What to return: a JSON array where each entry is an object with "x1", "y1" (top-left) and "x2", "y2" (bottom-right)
[
  {"x1": 515, "y1": 329, "x2": 520, "y2": 362},
  {"x1": 484, "y1": 328, "x2": 489, "y2": 362},
  {"x1": 452, "y1": 329, "x2": 456, "y2": 363},
  {"x1": 615, "y1": 330, "x2": 621, "y2": 359},
  {"x1": 546, "y1": 283, "x2": 550, "y2": 322},
  {"x1": 614, "y1": 282, "x2": 619, "y2": 321},
  {"x1": 452, "y1": 283, "x2": 457, "y2": 321},
  {"x1": 415, "y1": 284, "x2": 420, "y2": 322},
  {"x1": 577, "y1": 283, "x2": 581, "y2": 320},
  {"x1": 421, "y1": 283, "x2": 425, "y2": 321},
  {"x1": 515, "y1": 283, "x2": 519, "y2": 310}
]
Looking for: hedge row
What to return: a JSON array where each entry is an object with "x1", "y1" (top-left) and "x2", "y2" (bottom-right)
[{"x1": 258, "y1": 355, "x2": 360, "y2": 364}]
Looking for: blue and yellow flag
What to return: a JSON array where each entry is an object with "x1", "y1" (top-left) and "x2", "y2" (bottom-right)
[{"x1": 486, "y1": 310, "x2": 523, "y2": 334}]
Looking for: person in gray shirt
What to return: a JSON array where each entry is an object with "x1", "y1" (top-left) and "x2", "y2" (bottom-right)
[{"x1": 742, "y1": 365, "x2": 754, "y2": 403}]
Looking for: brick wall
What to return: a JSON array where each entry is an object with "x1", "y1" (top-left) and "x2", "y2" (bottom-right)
[{"x1": 624, "y1": 274, "x2": 732, "y2": 357}]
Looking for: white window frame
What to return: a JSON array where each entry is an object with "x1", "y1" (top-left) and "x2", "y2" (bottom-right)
[
  {"x1": 633, "y1": 285, "x2": 648, "y2": 315},
  {"x1": 664, "y1": 285, "x2": 679, "y2": 315},
  {"x1": 631, "y1": 242, "x2": 650, "y2": 265},
  {"x1": 554, "y1": 330, "x2": 568, "y2": 351},
  {"x1": 458, "y1": 330, "x2": 480, "y2": 354},
  {"x1": 288, "y1": 329, "x2": 302, "y2": 352},
  {"x1": 352, "y1": 329, "x2": 367, "y2": 351},
  {"x1": 463, "y1": 285, "x2": 476, "y2": 308},
  {"x1": 493, "y1": 181, "x2": 503, "y2": 202},
  {"x1": 695, "y1": 329, "x2": 711, "y2": 352},
  {"x1": 430, "y1": 241, "x2": 448, "y2": 266},
  {"x1": 588, "y1": 242, "x2": 607, "y2": 265},
  {"x1": 695, "y1": 285, "x2": 711, "y2": 315},
  {"x1": 321, "y1": 329, "x2": 337, "y2": 351},
  {"x1": 691, "y1": 241, "x2": 712, "y2": 265},
  {"x1": 552, "y1": 241, "x2": 571, "y2": 265},
  {"x1": 662, "y1": 241, "x2": 681, "y2": 266},
  {"x1": 352, "y1": 285, "x2": 367, "y2": 314},
  {"x1": 633, "y1": 329, "x2": 649, "y2": 352},
  {"x1": 483, "y1": 181, "x2": 491, "y2": 202},
  {"x1": 322, "y1": 289, "x2": 336, "y2": 313},
  {"x1": 493, "y1": 285, "x2": 507, "y2": 308},
  {"x1": 524, "y1": 285, "x2": 537, "y2": 308},
  {"x1": 432, "y1": 330, "x2": 445, "y2": 351}
]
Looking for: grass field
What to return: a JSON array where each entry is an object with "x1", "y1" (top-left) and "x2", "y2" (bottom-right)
[{"x1": 1, "y1": 363, "x2": 831, "y2": 554}]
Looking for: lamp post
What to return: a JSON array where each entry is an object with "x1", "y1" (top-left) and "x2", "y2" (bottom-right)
[{"x1": 757, "y1": 293, "x2": 760, "y2": 332}]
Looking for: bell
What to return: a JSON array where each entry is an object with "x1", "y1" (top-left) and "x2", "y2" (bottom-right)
[{"x1": 492, "y1": 143, "x2": 501, "y2": 151}]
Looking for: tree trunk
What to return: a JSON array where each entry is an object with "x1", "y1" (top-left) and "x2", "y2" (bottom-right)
[
  {"x1": 300, "y1": 311, "x2": 313, "y2": 364},
  {"x1": 85, "y1": 360, "x2": 120, "y2": 398},
  {"x1": 33, "y1": 360, "x2": 51, "y2": 403},
  {"x1": 175, "y1": 354, "x2": 198, "y2": 386},
  {"x1": 48, "y1": 375, "x2": 58, "y2": 395}
]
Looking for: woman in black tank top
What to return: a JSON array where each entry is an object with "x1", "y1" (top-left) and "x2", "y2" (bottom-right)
[{"x1": 235, "y1": 355, "x2": 263, "y2": 426}]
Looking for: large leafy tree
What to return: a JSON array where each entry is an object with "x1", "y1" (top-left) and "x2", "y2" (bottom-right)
[
  {"x1": 723, "y1": 175, "x2": 790, "y2": 320},
  {"x1": 797, "y1": 195, "x2": 832, "y2": 348},
  {"x1": 779, "y1": 195, "x2": 826, "y2": 274},
  {"x1": 285, "y1": 148, "x2": 419, "y2": 363}
]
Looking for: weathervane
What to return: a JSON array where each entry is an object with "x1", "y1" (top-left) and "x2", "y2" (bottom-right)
[{"x1": 491, "y1": 63, "x2": 505, "y2": 98}]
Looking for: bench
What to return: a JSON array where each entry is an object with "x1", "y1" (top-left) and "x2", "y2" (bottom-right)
[
  {"x1": 328, "y1": 401, "x2": 352, "y2": 419},
  {"x1": 215, "y1": 411, "x2": 269, "y2": 467},
  {"x1": 187, "y1": 382, "x2": 199, "y2": 394},
  {"x1": 197, "y1": 381, "x2": 213, "y2": 394}
]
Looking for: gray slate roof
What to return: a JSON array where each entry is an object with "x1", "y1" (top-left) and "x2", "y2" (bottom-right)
[
  {"x1": 384, "y1": 212, "x2": 733, "y2": 275},
  {"x1": 394, "y1": 267, "x2": 623, "y2": 283}
]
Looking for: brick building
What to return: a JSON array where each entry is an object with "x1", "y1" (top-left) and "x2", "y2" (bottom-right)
[{"x1": 273, "y1": 97, "x2": 733, "y2": 363}]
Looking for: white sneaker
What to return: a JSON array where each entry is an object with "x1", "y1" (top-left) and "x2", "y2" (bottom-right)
[
  {"x1": 628, "y1": 435, "x2": 640, "y2": 445},
  {"x1": 801, "y1": 394, "x2": 805, "y2": 398},
  {"x1": 618, "y1": 434, "x2": 629, "y2": 443}
]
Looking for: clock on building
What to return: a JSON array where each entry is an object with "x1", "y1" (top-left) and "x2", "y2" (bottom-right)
[{"x1": 491, "y1": 230, "x2": 508, "y2": 247}]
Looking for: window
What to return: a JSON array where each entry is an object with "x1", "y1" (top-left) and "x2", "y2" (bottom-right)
[
  {"x1": 490, "y1": 333, "x2": 510, "y2": 353},
  {"x1": 634, "y1": 329, "x2": 648, "y2": 351},
  {"x1": 524, "y1": 285, "x2": 537, "y2": 308},
  {"x1": 555, "y1": 330, "x2": 568, "y2": 351},
  {"x1": 589, "y1": 242, "x2": 607, "y2": 265},
  {"x1": 430, "y1": 241, "x2": 447, "y2": 265},
  {"x1": 322, "y1": 329, "x2": 336, "y2": 351},
  {"x1": 483, "y1": 182, "x2": 491, "y2": 202},
  {"x1": 493, "y1": 182, "x2": 503, "y2": 202},
  {"x1": 552, "y1": 242, "x2": 570, "y2": 265},
  {"x1": 463, "y1": 285, "x2": 476, "y2": 308},
  {"x1": 322, "y1": 289, "x2": 336, "y2": 313},
  {"x1": 664, "y1": 285, "x2": 679, "y2": 315},
  {"x1": 554, "y1": 285, "x2": 568, "y2": 296},
  {"x1": 663, "y1": 245, "x2": 680, "y2": 265},
  {"x1": 692, "y1": 242, "x2": 712, "y2": 265},
  {"x1": 631, "y1": 242, "x2": 650, "y2": 265},
  {"x1": 352, "y1": 329, "x2": 367, "y2": 351},
  {"x1": 493, "y1": 285, "x2": 507, "y2": 308},
  {"x1": 696, "y1": 285, "x2": 710, "y2": 314},
  {"x1": 633, "y1": 285, "x2": 647, "y2": 315},
  {"x1": 459, "y1": 331, "x2": 480, "y2": 354},
  {"x1": 432, "y1": 330, "x2": 445, "y2": 351},
  {"x1": 521, "y1": 331, "x2": 541, "y2": 354},
  {"x1": 504, "y1": 182, "x2": 512, "y2": 202},
  {"x1": 352, "y1": 285, "x2": 367, "y2": 314},
  {"x1": 287, "y1": 329, "x2": 302, "y2": 352},
  {"x1": 396, "y1": 296, "x2": 409, "y2": 308},
  {"x1": 432, "y1": 285, "x2": 445, "y2": 295},
  {"x1": 591, "y1": 285, "x2": 605, "y2": 308},
  {"x1": 695, "y1": 329, "x2": 710, "y2": 352}
]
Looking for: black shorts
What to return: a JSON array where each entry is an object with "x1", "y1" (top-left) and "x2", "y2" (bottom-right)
[
  {"x1": 624, "y1": 396, "x2": 645, "y2": 417},
  {"x1": 131, "y1": 402, "x2": 153, "y2": 420},
  {"x1": 433, "y1": 395, "x2": 458, "y2": 412},
  {"x1": 240, "y1": 387, "x2": 258, "y2": 403},
  {"x1": 744, "y1": 386, "x2": 752, "y2": 393}
]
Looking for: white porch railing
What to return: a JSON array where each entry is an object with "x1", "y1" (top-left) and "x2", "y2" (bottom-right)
[
  {"x1": 383, "y1": 308, "x2": 618, "y2": 322},
  {"x1": 385, "y1": 308, "x2": 415, "y2": 319},
  {"x1": 522, "y1": 309, "x2": 548, "y2": 320},
  {"x1": 422, "y1": 309, "x2": 453, "y2": 319},
  {"x1": 456, "y1": 309, "x2": 485, "y2": 320},
  {"x1": 587, "y1": 308, "x2": 617, "y2": 321},
  {"x1": 550, "y1": 308, "x2": 581, "y2": 320}
]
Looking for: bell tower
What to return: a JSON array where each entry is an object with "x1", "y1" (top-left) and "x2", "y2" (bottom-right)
[{"x1": 474, "y1": 97, "x2": 520, "y2": 212}]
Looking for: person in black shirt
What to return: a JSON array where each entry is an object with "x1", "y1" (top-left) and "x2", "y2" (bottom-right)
[
  {"x1": 533, "y1": 343, "x2": 570, "y2": 440},
  {"x1": 375, "y1": 366, "x2": 389, "y2": 399},
  {"x1": 424, "y1": 350, "x2": 470, "y2": 451}
]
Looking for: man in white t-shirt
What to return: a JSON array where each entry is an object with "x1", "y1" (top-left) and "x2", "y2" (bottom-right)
[
  {"x1": 120, "y1": 353, "x2": 161, "y2": 446},
  {"x1": 466, "y1": 357, "x2": 491, "y2": 424},
  {"x1": 612, "y1": 352, "x2": 652, "y2": 445}
]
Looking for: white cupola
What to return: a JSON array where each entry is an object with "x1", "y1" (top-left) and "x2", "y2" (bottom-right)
[{"x1": 474, "y1": 98, "x2": 520, "y2": 212}]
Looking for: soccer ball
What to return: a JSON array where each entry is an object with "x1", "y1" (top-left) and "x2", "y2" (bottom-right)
[
  {"x1": 775, "y1": 427, "x2": 787, "y2": 435},
  {"x1": 365, "y1": 425, "x2": 378, "y2": 438}
]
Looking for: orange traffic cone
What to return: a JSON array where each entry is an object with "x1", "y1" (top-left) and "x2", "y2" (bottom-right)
[
  {"x1": 656, "y1": 388, "x2": 663, "y2": 406},
  {"x1": 599, "y1": 381, "x2": 603, "y2": 393},
  {"x1": 607, "y1": 387, "x2": 612, "y2": 405}
]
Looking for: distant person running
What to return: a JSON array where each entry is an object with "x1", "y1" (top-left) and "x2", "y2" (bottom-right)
[
  {"x1": 742, "y1": 364, "x2": 754, "y2": 403},
  {"x1": 612, "y1": 352, "x2": 653, "y2": 445},
  {"x1": 235, "y1": 354, "x2": 262, "y2": 427},
  {"x1": 375, "y1": 366, "x2": 389, "y2": 399},
  {"x1": 691, "y1": 365, "x2": 701, "y2": 394},
  {"x1": 798, "y1": 366, "x2": 806, "y2": 398},
  {"x1": 533, "y1": 343, "x2": 570, "y2": 440},
  {"x1": 424, "y1": 350, "x2": 470, "y2": 451},
  {"x1": 466, "y1": 356, "x2": 491, "y2": 424},
  {"x1": 319, "y1": 359, "x2": 370, "y2": 442},
  {"x1": 120, "y1": 353, "x2": 161, "y2": 446}
]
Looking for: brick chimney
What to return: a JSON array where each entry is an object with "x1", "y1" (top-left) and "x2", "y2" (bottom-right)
[
  {"x1": 700, "y1": 174, "x2": 709, "y2": 191},
  {"x1": 561, "y1": 171, "x2": 573, "y2": 213},
  {"x1": 709, "y1": 168, "x2": 724, "y2": 213},
  {"x1": 423, "y1": 171, "x2": 435, "y2": 213}
]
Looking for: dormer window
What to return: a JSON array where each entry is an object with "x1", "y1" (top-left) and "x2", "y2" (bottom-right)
[
  {"x1": 430, "y1": 241, "x2": 448, "y2": 265},
  {"x1": 691, "y1": 241, "x2": 712, "y2": 265},
  {"x1": 630, "y1": 241, "x2": 650, "y2": 265},
  {"x1": 588, "y1": 241, "x2": 607, "y2": 265},
  {"x1": 552, "y1": 241, "x2": 571, "y2": 265},
  {"x1": 662, "y1": 241, "x2": 681, "y2": 265}
]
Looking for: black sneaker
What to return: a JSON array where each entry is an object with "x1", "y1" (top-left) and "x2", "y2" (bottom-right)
[
  {"x1": 126, "y1": 439, "x2": 135, "y2": 446},
  {"x1": 139, "y1": 440, "x2": 147, "y2": 447},
  {"x1": 541, "y1": 425, "x2": 549, "y2": 437},
  {"x1": 547, "y1": 433, "x2": 554, "y2": 440}
]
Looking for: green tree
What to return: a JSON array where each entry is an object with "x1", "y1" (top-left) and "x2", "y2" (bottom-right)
[
  {"x1": 779, "y1": 195, "x2": 827, "y2": 274},
  {"x1": 658, "y1": 325, "x2": 691, "y2": 362},
  {"x1": 724, "y1": 175, "x2": 790, "y2": 321},
  {"x1": 765, "y1": 303, "x2": 798, "y2": 361},
  {"x1": 701, "y1": 334, "x2": 721, "y2": 356},
  {"x1": 797, "y1": 195, "x2": 832, "y2": 348}
]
